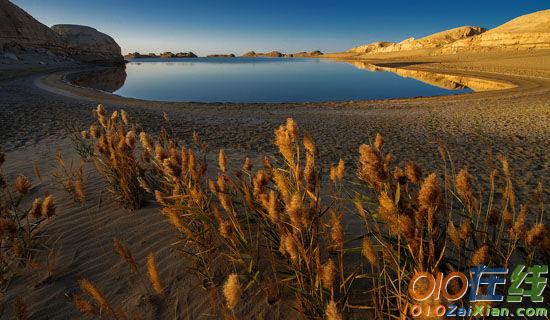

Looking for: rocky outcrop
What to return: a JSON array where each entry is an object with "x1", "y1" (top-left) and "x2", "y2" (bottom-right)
[
  {"x1": 241, "y1": 51, "x2": 282, "y2": 57},
  {"x1": 175, "y1": 52, "x2": 197, "y2": 58},
  {"x1": 159, "y1": 52, "x2": 175, "y2": 58},
  {"x1": 124, "y1": 52, "x2": 158, "y2": 59},
  {"x1": 0, "y1": 0, "x2": 64, "y2": 51},
  {"x1": 349, "y1": 10, "x2": 550, "y2": 55},
  {"x1": 158, "y1": 51, "x2": 197, "y2": 58},
  {"x1": 242, "y1": 50, "x2": 322, "y2": 58},
  {"x1": 207, "y1": 54, "x2": 236, "y2": 58},
  {"x1": 349, "y1": 26, "x2": 486, "y2": 54},
  {"x1": 348, "y1": 42, "x2": 394, "y2": 54},
  {"x1": 290, "y1": 50, "x2": 324, "y2": 57},
  {"x1": 443, "y1": 9, "x2": 550, "y2": 53},
  {"x1": 0, "y1": 0, "x2": 123, "y2": 64},
  {"x1": 51, "y1": 24, "x2": 123, "y2": 64},
  {"x1": 242, "y1": 51, "x2": 256, "y2": 57}
]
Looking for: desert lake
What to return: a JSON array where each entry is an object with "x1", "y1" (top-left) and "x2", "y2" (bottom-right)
[{"x1": 76, "y1": 57, "x2": 482, "y2": 102}]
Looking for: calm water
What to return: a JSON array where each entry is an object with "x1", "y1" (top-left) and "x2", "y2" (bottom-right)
[{"x1": 107, "y1": 58, "x2": 472, "y2": 102}]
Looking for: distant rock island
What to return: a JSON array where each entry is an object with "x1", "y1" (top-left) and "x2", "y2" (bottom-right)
[
  {"x1": 0, "y1": 0, "x2": 123, "y2": 64},
  {"x1": 348, "y1": 9, "x2": 550, "y2": 55},
  {"x1": 206, "y1": 54, "x2": 236, "y2": 58},
  {"x1": 124, "y1": 51, "x2": 323, "y2": 59},
  {"x1": 242, "y1": 50, "x2": 323, "y2": 58},
  {"x1": 124, "y1": 52, "x2": 197, "y2": 59}
]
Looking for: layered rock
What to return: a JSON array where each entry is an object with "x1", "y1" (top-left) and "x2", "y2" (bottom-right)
[
  {"x1": 241, "y1": 51, "x2": 282, "y2": 57},
  {"x1": 289, "y1": 50, "x2": 324, "y2": 57},
  {"x1": 242, "y1": 50, "x2": 323, "y2": 58},
  {"x1": 349, "y1": 9, "x2": 550, "y2": 55},
  {"x1": 51, "y1": 24, "x2": 123, "y2": 63},
  {"x1": 0, "y1": 0, "x2": 64, "y2": 53},
  {"x1": 0, "y1": 0, "x2": 124, "y2": 64},
  {"x1": 175, "y1": 52, "x2": 197, "y2": 58},
  {"x1": 207, "y1": 54, "x2": 236, "y2": 58},
  {"x1": 242, "y1": 51, "x2": 256, "y2": 57},
  {"x1": 158, "y1": 51, "x2": 197, "y2": 58},
  {"x1": 444, "y1": 9, "x2": 550, "y2": 52},
  {"x1": 349, "y1": 26, "x2": 486, "y2": 54},
  {"x1": 124, "y1": 52, "x2": 158, "y2": 59}
]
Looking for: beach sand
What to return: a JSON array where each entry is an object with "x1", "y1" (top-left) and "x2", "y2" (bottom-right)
[{"x1": 1, "y1": 49, "x2": 549, "y2": 318}]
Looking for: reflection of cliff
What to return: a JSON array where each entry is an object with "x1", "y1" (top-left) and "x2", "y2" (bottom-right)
[
  {"x1": 67, "y1": 66, "x2": 127, "y2": 92},
  {"x1": 349, "y1": 62, "x2": 516, "y2": 92}
]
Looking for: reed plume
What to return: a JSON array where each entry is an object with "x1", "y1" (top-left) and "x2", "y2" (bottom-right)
[
  {"x1": 321, "y1": 259, "x2": 336, "y2": 289},
  {"x1": 113, "y1": 239, "x2": 138, "y2": 273},
  {"x1": 41, "y1": 195, "x2": 55, "y2": 217},
  {"x1": 147, "y1": 253, "x2": 163, "y2": 295},
  {"x1": 404, "y1": 160, "x2": 421, "y2": 184},
  {"x1": 79, "y1": 279, "x2": 115, "y2": 316},
  {"x1": 15, "y1": 175, "x2": 31, "y2": 195},
  {"x1": 362, "y1": 237, "x2": 378, "y2": 267},
  {"x1": 74, "y1": 294, "x2": 97, "y2": 315},
  {"x1": 526, "y1": 224, "x2": 546, "y2": 247},
  {"x1": 471, "y1": 245, "x2": 489, "y2": 266},
  {"x1": 325, "y1": 299, "x2": 342, "y2": 320},
  {"x1": 223, "y1": 273, "x2": 241, "y2": 311}
]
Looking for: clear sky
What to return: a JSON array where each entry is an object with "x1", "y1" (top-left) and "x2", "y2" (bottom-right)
[{"x1": 12, "y1": 0, "x2": 549, "y2": 56}]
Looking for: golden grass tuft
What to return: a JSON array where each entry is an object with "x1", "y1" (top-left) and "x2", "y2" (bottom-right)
[
  {"x1": 15, "y1": 175, "x2": 31, "y2": 195},
  {"x1": 321, "y1": 259, "x2": 336, "y2": 289},
  {"x1": 73, "y1": 294, "x2": 97, "y2": 315},
  {"x1": 361, "y1": 237, "x2": 378, "y2": 267},
  {"x1": 146, "y1": 253, "x2": 163, "y2": 295},
  {"x1": 71, "y1": 113, "x2": 548, "y2": 319},
  {"x1": 325, "y1": 299, "x2": 342, "y2": 320},
  {"x1": 113, "y1": 239, "x2": 138, "y2": 273},
  {"x1": 79, "y1": 279, "x2": 115, "y2": 316},
  {"x1": 223, "y1": 273, "x2": 241, "y2": 311}
]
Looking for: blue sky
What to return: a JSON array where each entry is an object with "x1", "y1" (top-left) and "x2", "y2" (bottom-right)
[{"x1": 12, "y1": 0, "x2": 549, "y2": 56}]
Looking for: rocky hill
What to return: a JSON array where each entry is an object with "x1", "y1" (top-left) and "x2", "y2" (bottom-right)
[
  {"x1": 349, "y1": 26, "x2": 486, "y2": 54},
  {"x1": 444, "y1": 9, "x2": 550, "y2": 52},
  {"x1": 52, "y1": 25, "x2": 123, "y2": 63},
  {"x1": 0, "y1": 0, "x2": 123, "y2": 64},
  {"x1": 349, "y1": 9, "x2": 550, "y2": 55}
]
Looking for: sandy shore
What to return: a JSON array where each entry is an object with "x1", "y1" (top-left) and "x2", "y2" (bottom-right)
[{"x1": 1, "y1": 49, "x2": 549, "y2": 318}]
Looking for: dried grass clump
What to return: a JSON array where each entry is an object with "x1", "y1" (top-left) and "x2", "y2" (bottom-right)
[
  {"x1": 0, "y1": 150, "x2": 56, "y2": 285},
  {"x1": 66, "y1": 122, "x2": 95, "y2": 161},
  {"x1": 52, "y1": 152, "x2": 86, "y2": 203},
  {"x1": 81, "y1": 105, "x2": 146, "y2": 210},
  {"x1": 352, "y1": 136, "x2": 548, "y2": 317},
  {"x1": 75, "y1": 113, "x2": 548, "y2": 319},
  {"x1": 144, "y1": 116, "x2": 350, "y2": 318}
]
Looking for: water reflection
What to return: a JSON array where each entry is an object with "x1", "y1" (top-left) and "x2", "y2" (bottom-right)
[
  {"x1": 348, "y1": 62, "x2": 516, "y2": 92},
  {"x1": 66, "y1": 59, "x2": 514, "y2": 102},
  {"x1": 67, "y1": 66, "x2": 127, "y2": 93}
]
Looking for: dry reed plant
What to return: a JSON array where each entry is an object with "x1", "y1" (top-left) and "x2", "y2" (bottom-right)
[
  {"x1": 66, "y1": 122, "x2": 95, "y2": 161},
  {"x1": 351, "y1": 135, "x2": 549, "y2": 318},
  {"x1": 146, "y1": 117, "x2": 351, "y2": 318},
  {"x1": 0, "y1": 149, "x2": 56, "y2": 287},
  {"x1": 81, "y1": 105, "x2": 146, "y2": 210},
  {"x1": 77, "y1": 111, "x2": 548, "y2": 319},
  {"x1": 74, "y1": 241, "x2": 165, "y2": 318},
  {"x1": 52, "y1": 151, "x2": 86, "y2": 204}
]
